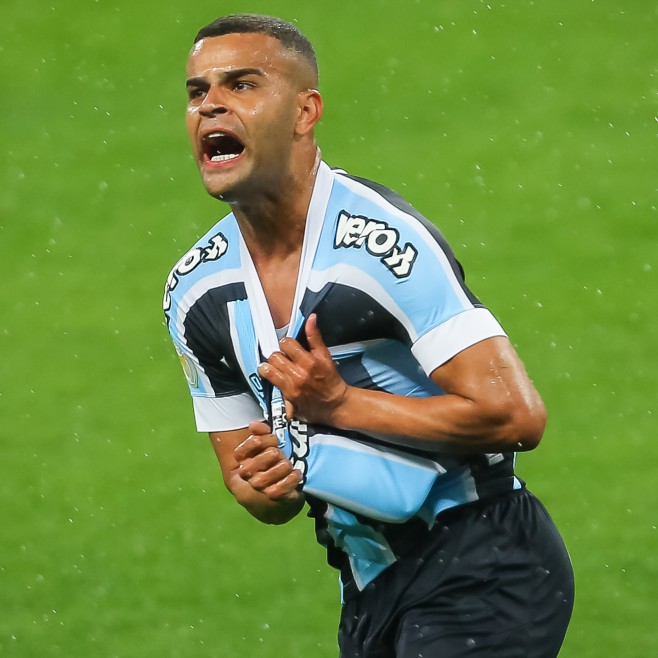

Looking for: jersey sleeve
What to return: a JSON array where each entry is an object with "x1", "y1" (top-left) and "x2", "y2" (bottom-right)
[
  {"x1": 163, "y1": 238, "x2": 265, "y2": 433},
  {"x1": 166, "y1": 326, "x2": 263, "y2": 432},
  {"x1": 327, "y1": 174, "x2": 506, "y2": 376},
  {"x1": 395, "y1": 221, "x2": 507, "y2": 375}
]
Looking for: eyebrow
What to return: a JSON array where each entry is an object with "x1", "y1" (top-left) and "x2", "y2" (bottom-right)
[{"x1": 185, "y1": 67, "x2": 266, "y2": 88}]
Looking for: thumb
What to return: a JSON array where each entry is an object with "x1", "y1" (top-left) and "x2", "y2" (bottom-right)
[{"x1": 305, "y1": 313, "x2": 329, "y2": 353}]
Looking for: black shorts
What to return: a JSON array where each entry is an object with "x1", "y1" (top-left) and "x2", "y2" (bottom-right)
[{"x1": 338, "y1": 489, "x2": 574, "y2": 658}]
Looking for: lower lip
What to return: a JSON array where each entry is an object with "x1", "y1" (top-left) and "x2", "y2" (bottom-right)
[{"x1": 202, "y1": 151, "x2": 245, "y2": 169}]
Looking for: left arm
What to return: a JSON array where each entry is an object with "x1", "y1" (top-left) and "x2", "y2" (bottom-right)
[{"x1": 258, "y1": 314, "x2": 546, "y2": 453}]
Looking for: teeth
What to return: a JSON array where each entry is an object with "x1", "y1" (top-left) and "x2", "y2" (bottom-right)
[
  {"x1": 211, "y1": 153, "x2": 240, "y2": 162},
  {"x1": 206, "y1": 131, "x2": 225, "y2": 139}
]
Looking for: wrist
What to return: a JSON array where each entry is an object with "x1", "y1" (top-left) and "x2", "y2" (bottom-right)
[
  {"x1": 328, "y1": 384, "x2": 359, "y2": 430},
  {"x1": 249, "y1": 490, "x2": 305, "y2": 525}
]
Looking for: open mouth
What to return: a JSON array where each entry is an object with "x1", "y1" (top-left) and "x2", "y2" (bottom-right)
[{"x1": 202, "y1": 132, "x2": 245, "y2": 163}]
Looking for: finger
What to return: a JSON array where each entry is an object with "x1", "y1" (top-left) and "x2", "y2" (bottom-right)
[
  {"x1": 239, "y1": 446, "x2": 286, "y2": 479},
  {"x1": 257, "y1": 361, "x2": 288, "y2": 389},
  {"x1": 248, "y1": 420, "x2": 273, "y2": 436},
  {"x1": 278, "y1": 337, "x2": 315, "y2": 368},
  {"x1": 266, "y1": 351, "x2": 306, "y2": 377},
  {"x1": 284, "y1": 399, "x2": 295, "y2": 420},
  {"x1": 258, "y1": 357, "x2": 306, "y2": 391},
  {"x1": 247, "y1": 459, "x2": 296, "y2": 491},
  {"x1": 234, "y1": 432, "x2": 278, "y2": 461},
  {"x1": 262, "y1": 469, "x2": 304, "y2": 499}
]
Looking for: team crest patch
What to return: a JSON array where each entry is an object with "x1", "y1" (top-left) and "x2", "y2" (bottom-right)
[
  {"x1": 334, "y1": 210, "x2": 417, "y2": 278},
  {"x1": 177, "y1": 351, "x2": 199, "y2": 388}
]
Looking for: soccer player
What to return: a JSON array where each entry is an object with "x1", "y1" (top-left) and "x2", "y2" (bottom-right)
[{"x1": 164, "y1": 13, "x2": 574, "y2": 657}]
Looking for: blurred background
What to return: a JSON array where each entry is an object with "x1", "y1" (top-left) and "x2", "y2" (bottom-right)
[{"x1": 1, "y1": 0, "x2": 656, "y2": 655}]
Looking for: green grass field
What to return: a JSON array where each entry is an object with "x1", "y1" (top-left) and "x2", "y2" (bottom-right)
[{"x1": 1, "y1": 0, "x2": 656, "y2": 655}]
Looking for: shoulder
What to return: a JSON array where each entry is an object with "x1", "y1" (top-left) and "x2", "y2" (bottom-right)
[
  {"x1": 322, "y1": 167, "x2": 464, "y2": 282},
  {"x1": 330, "y1": 169, "x2": 432, "y2": 229},
  {"x1": 163, "y1": 212, "x2": 242, "y2": 315}
]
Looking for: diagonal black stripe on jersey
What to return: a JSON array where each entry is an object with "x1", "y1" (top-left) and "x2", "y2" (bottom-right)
[
  {"x1": 333, "y1": 170, "x2": 483, "y2": 308},
  {"x1": 297, "y1": 282, "x2": 410, "y2": 349},
  {"x1": 183, "y1": 282, "x2": 252, "y2": 397}
]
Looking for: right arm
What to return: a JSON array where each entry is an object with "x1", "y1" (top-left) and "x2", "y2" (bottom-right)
[{"x1": 209, "y1": 421, "x2": 305, "y2": 525}]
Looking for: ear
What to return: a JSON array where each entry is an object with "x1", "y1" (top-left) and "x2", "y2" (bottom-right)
[{"x1": 295, "y1": 89, "x2": 323, "y2": 136}]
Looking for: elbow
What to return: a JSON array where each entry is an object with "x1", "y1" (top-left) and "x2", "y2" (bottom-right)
[
  {"x1": 502, "y1": 396, "x2": 547, "y2": 452},
  {"x1": 484, "y1": 394, "x2": 546, "y2": 452}
]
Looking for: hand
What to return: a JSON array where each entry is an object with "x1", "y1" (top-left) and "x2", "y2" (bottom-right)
[
  {"x1": 233, "y1": 421, "x2": 304, "y2": 501},
  {"x1": 258, "y1": 314, "x2": 350, "y2": 426}
]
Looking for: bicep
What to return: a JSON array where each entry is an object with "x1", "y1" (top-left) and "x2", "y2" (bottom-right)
[
  {"x1": 430, "y1": 336, "x2": 546, "y2": 448},
  {"x1": 430, "y1": 336, "x2": 535, "y2": 399}
]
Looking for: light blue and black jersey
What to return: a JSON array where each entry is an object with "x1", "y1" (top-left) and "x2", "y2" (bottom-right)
[{"x1": 164, "y1": 162, "x2": 523, "y2": 599}]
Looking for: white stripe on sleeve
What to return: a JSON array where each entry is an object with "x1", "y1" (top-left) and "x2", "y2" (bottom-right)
[
  {"x1": 192, "y1": 393, "x2": 265, "y2": 433},
  {"x1": 411, "y1": 307, "x2": 507, "y2": 375}
]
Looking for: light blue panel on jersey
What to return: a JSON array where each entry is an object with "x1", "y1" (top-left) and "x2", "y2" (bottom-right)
[
  {"x1": 227, "y1": 298, "x2": 268, "y2": 415},
  {"x1": 310, "y1": 175, "x2": 471, "y2": 340},
  {"x1": 324, "y1": 505, "x2": 397, "y2": 592},
  {"x1": 358, "y1": 339, "x2": 444, "y2": 397},
  {"x1": 415, "y1": 467, "x2": 479, "y2": 524},
  {"x1": 304, "y1": 434, "x2": 442, "y2": 523},
  {"x1": 415, "y1": 469, "x2": 525, "y2": 526}
]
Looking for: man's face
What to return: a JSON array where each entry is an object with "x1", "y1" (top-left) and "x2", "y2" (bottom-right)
[{"x1": 185, "y1": 33, "x2": 305, "y2": 201}]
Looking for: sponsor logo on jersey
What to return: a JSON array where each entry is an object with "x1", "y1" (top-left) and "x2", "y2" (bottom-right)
[
  {"x1": 289, "y1": 419, "x2": 310, "y2": 483},
  {"x1": 334, "y1": 211, "x2": 418, "y2": 278},
  {"x1": 163, "y1": 232, "x2": 229, "y2": 314}
]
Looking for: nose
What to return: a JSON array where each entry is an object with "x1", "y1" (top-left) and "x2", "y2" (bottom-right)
[{"x1": 199, "y1": 86, "x2": 229, "y2": 117}]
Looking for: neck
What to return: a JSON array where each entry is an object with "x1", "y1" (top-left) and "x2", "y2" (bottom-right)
[{"x1": 231, "y1": 148, "x2": 321, "y2": 259}]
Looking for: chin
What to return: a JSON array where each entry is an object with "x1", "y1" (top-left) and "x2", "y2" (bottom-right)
[
  {"x1": 200, "y1": 163, "x2": 252, "y2": 202},
  {"x1": 201, "y1": 174, "x2": 236, "y2": 201}
]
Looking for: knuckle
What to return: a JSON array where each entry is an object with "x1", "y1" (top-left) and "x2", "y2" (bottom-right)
[
  {"x1": 268, "y1": 483, "x2": 289, "y2": 500},
  {"x1": 247, "y1": 435, "x2": 263, "y2": 450},
  {"x1": 264, "y1": 446, "x2": 280, "y2": 459}
]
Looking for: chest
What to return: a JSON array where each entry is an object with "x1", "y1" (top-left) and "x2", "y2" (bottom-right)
[{"x1": 254, "y1": 255, "x2": 300, "y2": 330}]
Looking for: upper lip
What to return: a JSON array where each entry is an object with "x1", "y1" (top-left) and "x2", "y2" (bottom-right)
[{"x1": 199, "y1": 126, "x2": 243, "y2": 144}]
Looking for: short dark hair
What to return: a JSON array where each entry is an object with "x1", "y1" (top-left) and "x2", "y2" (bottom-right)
[{"x1": 194, "y1": 14, "x2": 318, "y2": 82}]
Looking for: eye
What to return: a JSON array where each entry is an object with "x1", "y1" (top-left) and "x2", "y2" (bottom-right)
[
  {"x1": 232, "y1": 80, "x2": 255, "y2": 92},
  {"x1": 187, "y1": 87, "x2": 206, "y2": 101}
]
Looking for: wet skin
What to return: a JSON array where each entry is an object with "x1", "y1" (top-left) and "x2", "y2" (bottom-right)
[{"x1": 185, "y1": 33, "x2": 318, "y2": 204}]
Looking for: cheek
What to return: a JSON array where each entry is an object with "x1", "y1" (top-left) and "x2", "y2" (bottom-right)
[
  {"x1": 186, "y1": 108, "x2": 200, "y2": 148},
  {"x1": 245, "y1": 97, "x2": 268, "y2": 119},
  {"x1": 251, "y1": 95, "x2": 297, "y2": 140}
]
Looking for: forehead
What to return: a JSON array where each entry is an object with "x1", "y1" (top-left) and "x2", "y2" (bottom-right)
[{"x1": 187, "y1": 32, "x2": 294, "y2": 78}]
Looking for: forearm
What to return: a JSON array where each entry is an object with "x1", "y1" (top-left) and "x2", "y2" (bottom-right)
[
  {"x1": 330, "y1": 386, "x2": 544, "y2": 453},
  {"x1": 261, "y1": 329, "x2": 546, "y2": 454}
]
